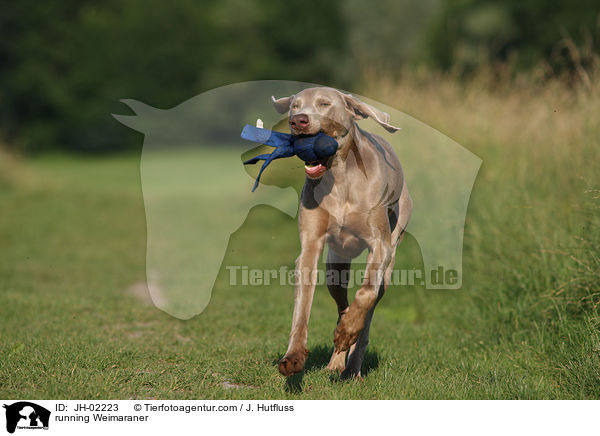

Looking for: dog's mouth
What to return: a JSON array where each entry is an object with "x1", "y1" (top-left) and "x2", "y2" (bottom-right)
[
  {"x1": 297, "y1": 128, "x2": 340, "y2": 179},
  {"x1": 304, "y1": 160, "x2": 328, "y2": 179},
  {"x1": 304, "y1": 129, "x2": 340, "y2": 179}
]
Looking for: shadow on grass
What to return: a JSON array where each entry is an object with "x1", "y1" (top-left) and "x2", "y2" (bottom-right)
[{"x1": 276, "y1": 344, "x2": 380, "y2": 394}]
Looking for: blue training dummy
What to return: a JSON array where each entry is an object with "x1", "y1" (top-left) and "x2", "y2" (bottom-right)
[{"x1": 241, "y1": 123, "x2": 338, "y2": 191}]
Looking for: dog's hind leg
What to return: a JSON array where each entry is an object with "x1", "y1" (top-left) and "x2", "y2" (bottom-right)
[{"x1": 325, "y1": 249, "x2": 352, "y2": 373}]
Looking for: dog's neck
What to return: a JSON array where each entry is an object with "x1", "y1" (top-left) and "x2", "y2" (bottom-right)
[{"x1": 330, "y1": 122, "x2": 365, "y2": 165}]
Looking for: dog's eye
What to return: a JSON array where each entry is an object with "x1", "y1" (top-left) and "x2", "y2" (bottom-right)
[{"x1": 319, "y1": 102, "x2": 331, "y2": 107}]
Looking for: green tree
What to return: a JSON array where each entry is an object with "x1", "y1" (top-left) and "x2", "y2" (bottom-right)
[
  {"x1": 0, "y1": 0, "x2": 352, "y2": 152},
  {"x1": 425, "y1": 0, "x2": 600, "y2": 73}
]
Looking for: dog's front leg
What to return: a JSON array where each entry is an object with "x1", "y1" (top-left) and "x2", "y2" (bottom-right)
[
  {"x1": 334, "y1": 237, "x2": 392, "y2": 352},
  {"x1": 278, "y1": 221, "x2": 326, "y2": 376}
]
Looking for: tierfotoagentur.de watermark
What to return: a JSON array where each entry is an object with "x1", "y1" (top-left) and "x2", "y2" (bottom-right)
[
  {"x1": 226, "y1": 265, "x2": 459, "y2": 287},
  {"x1": 114, "y1": 80, "x2": 481, "y2": 319}
]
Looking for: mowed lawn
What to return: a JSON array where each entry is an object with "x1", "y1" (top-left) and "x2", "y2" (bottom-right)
[{"x1": 1, "y1": 78, "x2": 600, "y2": 399}]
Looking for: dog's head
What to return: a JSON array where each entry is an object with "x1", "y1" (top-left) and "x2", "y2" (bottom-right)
[{"x1": 271, "y1": 87, "x2": 399, "y2": 179}]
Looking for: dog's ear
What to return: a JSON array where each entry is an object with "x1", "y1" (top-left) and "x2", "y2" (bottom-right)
[
  {"x1": 343, "y1": 93, "x2": 400, "y2": 133},
  {"x1": 271, "y1": 95, "x2": 294, "y2": 114}
]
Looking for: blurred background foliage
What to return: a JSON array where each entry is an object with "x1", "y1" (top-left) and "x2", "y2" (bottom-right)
[{"x1": 1, "y1": 0, "x2": 599, "y2": 152}]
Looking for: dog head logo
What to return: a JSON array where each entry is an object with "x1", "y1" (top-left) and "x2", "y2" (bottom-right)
[
  {"x1": 3, "y1": 402, "x2": 50, "y2": 433},
  {"x1": 113, "y1": 81, "x2": 481, "y2": 320}
]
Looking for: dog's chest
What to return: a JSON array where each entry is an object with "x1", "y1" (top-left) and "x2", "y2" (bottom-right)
[{"x1": 324, "y1": 202, "x2": 369, "y2": 258}]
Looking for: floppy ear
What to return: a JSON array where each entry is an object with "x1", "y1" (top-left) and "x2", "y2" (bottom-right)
[
  {"x1": 343, "y1": 93, "x2": 400, "y2": 133},
  {"x1": 271, "y1": 95, "x2": 294, "y2": 114}
]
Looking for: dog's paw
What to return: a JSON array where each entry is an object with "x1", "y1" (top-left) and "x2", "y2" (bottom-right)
[
  {"x1": 333, "y1": 317, "x2": 362, "y2": 351},
  {"x1": 340, "y1": 368, "x2": 362, "y2": 381},
  {"x1": 278, "y1": 349, "x2": 308, "y2": 376},
  {"x1": 326, "y1": 349, "x2": 346, "y2": 373}
]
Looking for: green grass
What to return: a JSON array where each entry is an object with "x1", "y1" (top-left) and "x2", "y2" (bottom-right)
[{"x1": 1, "y1": 147, "x2": 598, "y2": 400}]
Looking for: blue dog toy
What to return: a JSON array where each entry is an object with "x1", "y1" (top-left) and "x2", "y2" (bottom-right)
[{"x1": 241, "y1": 124, "x2": 338, "y2": 191}]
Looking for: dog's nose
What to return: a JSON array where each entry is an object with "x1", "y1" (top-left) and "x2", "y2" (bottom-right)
[{"x1": 290, "y1": 114, "x2": 309, "y2": 130}]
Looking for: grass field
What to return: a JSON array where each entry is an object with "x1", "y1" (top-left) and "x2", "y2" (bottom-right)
[{"x1": 1, "y1": 75, "x2": 599, "y2": 399}]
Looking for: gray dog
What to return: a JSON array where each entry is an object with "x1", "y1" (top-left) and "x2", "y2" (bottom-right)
[{"x1": 271, "y1": 87, "x2": 412, "y2": 379}]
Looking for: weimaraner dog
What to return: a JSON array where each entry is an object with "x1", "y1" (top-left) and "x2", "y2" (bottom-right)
[{"x1": 271, "y1": 87, "x2": 412, "y2": 379}]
